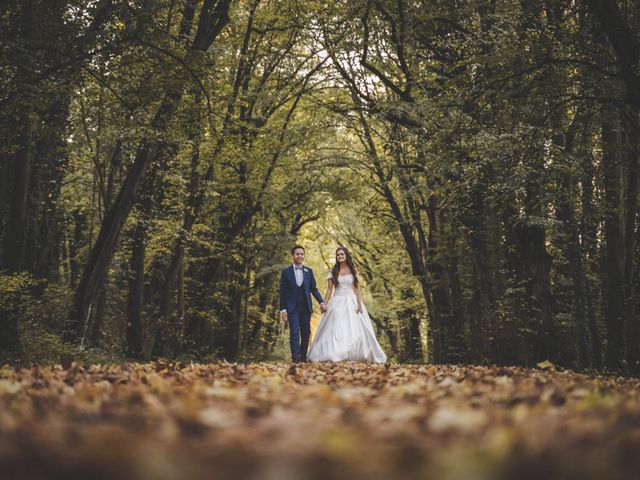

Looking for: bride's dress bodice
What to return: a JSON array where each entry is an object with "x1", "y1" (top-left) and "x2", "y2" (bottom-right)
[{"x1": 333, "y1": 274, "x2": 356, "y2": 297}]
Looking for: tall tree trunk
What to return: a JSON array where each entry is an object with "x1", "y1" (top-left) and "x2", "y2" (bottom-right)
[
  {"x1": 462, "y1": 178, "x2": 502, "y2": 364},
  {"x1": 0, "y1": 310, "x2": 21, "y2": 357},
  {"x1": 511, "y1": 218, "x2": 556, "y2": 363},
  {"x1": 448, "y1": 219, "x2": 466, "y2": 363},
  {"x1": 553, "y1": 109, "x2": 594, "y2": 368},
  {"x1": 161, "y1": 91, "x2": 203, "y2": 351},
  {"x1": 424, "y1": 195, "x2": 455, "y2": 364},
  {"x1": 90, "y1": 281, "x2": 107, "y2": 347},
  {"x1": 248, "y1": 275, "x2": 271, "y2": 349},
  {"x1": 2, "y1": 0, "x2": 113, "y2": 275},
  {"x1": 125, "y1": 218, "x2": 148, "y2": 359},
  {"x1": 68, "y1": 210, "x2": 86, "y2": 288},
  {"x1": 2, "y1": 1, "x2": 36, "y2": 274},
  {"x1": 125, "y1": 167, "x2": 160, "y2": 359},
  {"x1": 633, "y1": 221, "x2": 640, "y2": 372},
  {"x1": 65, "y1": 95, "x2": 180, "y2": 343},
  {"x1": 388, "y1": 135, "x2": 427, "y2": 362},
  {"x1": 64, "y1": 0, "x2": 232, "y2": 343},
  {"x1": 28, "y1": 95, "x2": 71, "y2": 280},
  {"x1": 217, "y1": 257, "x2": 244, "y2": 361},
  {"x1": 89, "y1": 121, "x2": 121, "y2": 348},
  {"x1": 512, "y1": 138, "x2": 557, "y2": 363},
  {"x1": 585, "y1": 0, "x2": 640, "y2": 111},
  {"x1": 399, "y1": 287, "x2": 423, "y2": 363},
  {"x1": 601, "y1": 111, "x2": 627, "y2": 370},
  {"x1": 623, "y1": 119, "x2": 639, "y2": 372},
  {"x1": 4, "y1": 106, "x2": 32, "y2": 273},
  {"x1": 160, "y1": 9, "x2": 256, "y2": 346},
  {"x1": 0, "y1": 141, "x2": 8, "y2": 250},
  {"x1": 559, "y1": 169, "x2": 593, "y2": 368},
  {"x1": 580, "y1": 137, "x2": 602, "y2": 366}
]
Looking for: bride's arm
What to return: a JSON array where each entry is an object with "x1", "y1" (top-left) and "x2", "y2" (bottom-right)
[
  {"x1": 354, "y1": 282, "x2": 363, "y2": 313},
  {"x1": 324, "y1": 280, "x2": 334, "y2": 305}
]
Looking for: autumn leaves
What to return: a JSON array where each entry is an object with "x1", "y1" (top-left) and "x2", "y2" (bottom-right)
[{"x1": 1, "y1": 362, "x2": 639, "y2": 479}]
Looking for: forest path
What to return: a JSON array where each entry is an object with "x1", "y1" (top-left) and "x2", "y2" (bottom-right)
[{"x1": 1, "y1": 362, "x2": 639, "y2": 480}]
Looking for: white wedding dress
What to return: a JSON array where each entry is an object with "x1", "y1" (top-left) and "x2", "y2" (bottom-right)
[{"x1": 308, "y1": 273, "x2": 387, "y2": 363}]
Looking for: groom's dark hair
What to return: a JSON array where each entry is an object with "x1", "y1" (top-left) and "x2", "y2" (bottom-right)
[{"x1": 291, "y1": 245, "x2": 305, "y2": 254}]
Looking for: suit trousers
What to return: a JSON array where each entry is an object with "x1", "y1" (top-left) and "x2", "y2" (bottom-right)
[{"x1": 288, "y1": 307, "x2": 311, "y2": 362}]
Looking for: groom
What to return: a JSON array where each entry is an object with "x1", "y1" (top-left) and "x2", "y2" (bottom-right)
[{"x1": 279, "y1": 245, "x2": 326, "y2": 362}]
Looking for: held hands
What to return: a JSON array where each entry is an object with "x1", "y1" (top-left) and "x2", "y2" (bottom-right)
[{"x1": 320, "y1": 303, "x2": 327, "y2": 313}]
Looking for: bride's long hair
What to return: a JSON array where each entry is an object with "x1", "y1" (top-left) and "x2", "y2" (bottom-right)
[{"x1": 330, "y1": 247, "x2": 359, "y2": 287}]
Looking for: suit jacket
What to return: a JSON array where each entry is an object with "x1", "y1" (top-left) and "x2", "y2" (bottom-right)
[{"x1": 279, "y1": 265, "x2": 324, "y2": 314}]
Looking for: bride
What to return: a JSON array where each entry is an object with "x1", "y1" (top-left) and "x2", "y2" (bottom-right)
[{"x1": 308, "y1": 247, "x2": 387, "y2": 363}]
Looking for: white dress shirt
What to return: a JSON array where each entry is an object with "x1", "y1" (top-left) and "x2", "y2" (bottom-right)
[{"x1": 294, "y1": 263, "x2": 304, "y2": 286}]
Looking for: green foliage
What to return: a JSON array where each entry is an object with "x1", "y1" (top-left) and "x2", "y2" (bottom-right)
[
  {"x1": 3, "y1": 0, "x2": 640, "y2": 371},
  {"x1": 0, "y1": 272, "x2": 37, "y2": 311}
]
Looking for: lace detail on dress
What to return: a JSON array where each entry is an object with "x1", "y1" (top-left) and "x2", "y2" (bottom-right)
[{"x1": 333, "y1": 273, "x2": 355, "y2": 297}]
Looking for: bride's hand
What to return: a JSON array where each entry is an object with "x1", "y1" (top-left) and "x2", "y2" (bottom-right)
[{"x1": 356, "y1": 304, "x2": 362, "y2": 314}]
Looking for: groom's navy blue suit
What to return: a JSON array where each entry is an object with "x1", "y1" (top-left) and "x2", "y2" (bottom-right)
[{"x1": 279, "y1": 265, "x2": 324, "y2": 362}]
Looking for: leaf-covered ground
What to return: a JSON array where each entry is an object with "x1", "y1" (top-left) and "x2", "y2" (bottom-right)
[{"x1": 1, "y1": 362, "x2": 639, "y2": 480}]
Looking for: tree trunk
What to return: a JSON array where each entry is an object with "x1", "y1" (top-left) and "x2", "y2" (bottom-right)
[
  {"x1": 221, "y1": 259, "x2": 244, "y2": 361},
  {"x1": 65, "y1": 93, "x2": 178, "y2": 343},
  {"x1": 64, "y1": 0, "x2": 231, "y2": 343},
  {"x1": 579, "y1": 138, "x2": 602, "y2": 366},
  {"x1": 2, "y1": 0, "x2": 113, "y2": 275},
  {"x1": 2, "y1": 1, "x2": 36, "y2": 274},
  {"x1": 559, "y1": 169, "x2": 593, "y2": 367},
  {"x1": 448, "y1": 220, "x2": 466, "y2": 363},
  {"x1": 585, "y1": 0, "x2": 640, "y2": 111},
  {"x1": 27, "y1": 95, "x2": 71, "y2": 280},
  {"x1": 553, "y1": 109, "x2": 594, "y2": 368},
  {"x1": 125, "y1": 168, "x2": 160, "y2": 359},
  {"x1": 601, "y1": 112, "x2": 628, "y2": 370},
  {"x1": 90, "y1": 280, "x2": 107, "y2": 347},
  {"x1": 0, "y1": 143, "x2": 8, "y2": 250},
  {"x1": 511, "y1": 219, "x2": 556, "y2": 363},
  {"x1": 512, "y1": 138, "x2": 557, "y2": 364},
  {"x1": 126, "y1": 218, "x2": 147, "y2": 360},
  {"x1": 161, "y1": 92, "x2": 203, "y2": 347},
  {"x1": 462, "y1": 182, "x2": 503, "y2": 364},
  {"x1": 424, "y1": 195, "x2": 454, "y2": 364},
  {"x1": 633, "y1": 221, "x2": 640, "y2": 372},
  {"x1": 399, "y1": 288, "x2": 423, "y2": 362},
  {"x1": 0, "y1": 299, "x2": 21, "y2": 357},
  {"x1": 623, "y1": 120, "x2": 639, "y2": 372},
  {"x1": 4, "y1": 104, "x2": 33, "y2": 273},
  {"x1": 88, "y1": 122, "x2": 121, "y2": 349}
]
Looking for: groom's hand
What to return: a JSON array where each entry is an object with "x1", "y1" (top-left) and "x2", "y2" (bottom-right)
[
  {"x1": 280, "y1": 310, "x2": 288, "y2": 328},
  {"x1": 320, "y1": 303, "x2": 327, "y2": 313}
]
